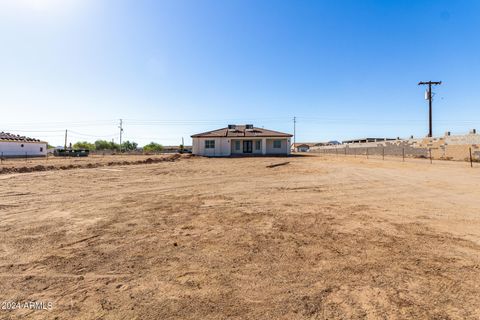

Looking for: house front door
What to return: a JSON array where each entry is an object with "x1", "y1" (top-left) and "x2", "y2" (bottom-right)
[{"x1": 243, "y1": 140, "x2": 253, "y2": 153}]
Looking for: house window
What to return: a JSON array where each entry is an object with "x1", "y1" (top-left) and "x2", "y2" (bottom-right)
[
  {"x1": 273, "y1": 140, "x2": 282, "y2": 148},
  {"x1": 205, "y1": 140, "x2": 215, "y2": 149},
  {"x1": 255, "y1": 140, "x2": 261, "y2": 150},
  {"x1": 235, "y1": 141, "x2": 241, "y2": 150},
  {"x1": 40, "y1": 147, "x2": 43, "y2": 152},
  {"x1": 21, "y1": 144, "x2": 24, "y2": 148}
]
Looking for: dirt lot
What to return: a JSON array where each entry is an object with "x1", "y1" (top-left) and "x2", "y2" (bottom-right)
[
  {"x1": 0, "y1": 155, "x2": 479, "y2": 319},
  {"x1": 0, "y1": 154, "x2": 180, "y2": 174}
]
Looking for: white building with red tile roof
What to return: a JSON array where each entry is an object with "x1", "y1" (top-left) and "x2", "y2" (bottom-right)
[
  {"x1": 191, "y1": 124, "x2": 292, "y2": 157},
  {"x1": 0, "y1": 132, "x2": 47, "y2": 157}
]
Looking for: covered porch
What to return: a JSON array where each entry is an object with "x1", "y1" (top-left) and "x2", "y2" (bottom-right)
[{"x1": 230, "y1": 138, "x2": 290, "y2": 155}]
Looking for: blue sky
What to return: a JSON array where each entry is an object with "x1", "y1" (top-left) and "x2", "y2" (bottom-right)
[{"x1": 1, "y1": 0, "x2": 479, "y2": 146}]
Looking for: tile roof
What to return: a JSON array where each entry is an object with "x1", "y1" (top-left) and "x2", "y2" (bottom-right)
[
  {"x1": 191, "y1": 125, "x2": 292, "y2": 138},
  {"x1": 0, "y1": 132, "x2": 43, "y2": 142}
]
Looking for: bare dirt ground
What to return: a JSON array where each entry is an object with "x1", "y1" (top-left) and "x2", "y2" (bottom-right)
[
  {"x1": 0, "y1": 154, "x2": 479, "y2": 319},
  {"x1": 0, "y1": 154, "x2": 180, "y2": 174}
]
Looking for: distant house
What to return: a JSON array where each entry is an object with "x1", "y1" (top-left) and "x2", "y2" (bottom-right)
[
  {"x1": 0, "y1": 132, "x2": 47, "y2": 157},
  {"x1": 326, "y1": 140, "x2": 341, "y2": 145},
  {"x1": 291, "y1": 143, "x2": 316, "y2": 152},
  {"x1": 191, "y1": 124, "x2": 292, "y2": 156}
]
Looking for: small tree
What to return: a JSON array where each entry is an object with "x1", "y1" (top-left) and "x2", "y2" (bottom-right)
[
  {"x1": 121, "y1": 140, "x2": 138, "y2": 151},
  {"x1": 95, "y1": 140, "x2": 110, "y2": 150},
  {"x1": 73, "y1": 141, "x2": 96, "y2": 150},
  {"x1": 143, "y1": 142, "x2": 163, "y2": 153},
  {"x1": 95, "y1": 140, "x2": 120, "y2": 151}
]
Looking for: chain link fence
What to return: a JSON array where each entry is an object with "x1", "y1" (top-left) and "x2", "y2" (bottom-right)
[{"x1": 310, "y1": 143, "x2": 479, "y2": 167}]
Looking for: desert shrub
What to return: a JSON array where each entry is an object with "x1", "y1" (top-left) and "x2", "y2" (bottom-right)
[{"x1": 143, "y1": 142, "x2": 163, "y2": 153}]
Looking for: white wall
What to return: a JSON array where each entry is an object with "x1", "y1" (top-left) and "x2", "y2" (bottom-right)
[
  {"x1": 0, "y1": 141, "x2": 47, "y2": 157},
  {"x1": 192, "y1": 137, "x2": 231, "y2": 156},
  {"x1": 266, "y1": 139, "x2": 290, "y2": 155}
]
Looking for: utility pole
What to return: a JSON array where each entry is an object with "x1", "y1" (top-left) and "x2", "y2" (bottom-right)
[
  {"x1": 64, "y1": 129, "x2": 68, "y2": 150},
  {"x1": 293, "y1": 116, "x2": 296, "y2": 152},
  {"x1": 119, "y1": 119, "x2": 124, "y2": 152},
  {"x1": 418, "y1": 81, "x2": 441, "y2": 137}
]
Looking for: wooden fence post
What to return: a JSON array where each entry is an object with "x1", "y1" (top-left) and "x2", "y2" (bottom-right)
[{"x1": 470, "y1": 147, "x2": 473, "y2": 168}]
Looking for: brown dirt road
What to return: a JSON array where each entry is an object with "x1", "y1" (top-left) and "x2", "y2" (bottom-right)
[{"x1": 0, "y1": 155, "x2": 479, "y2": 319}]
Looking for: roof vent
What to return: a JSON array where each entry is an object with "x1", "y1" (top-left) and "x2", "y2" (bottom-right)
[
  {"x1": 228, "y1": 124, "x2": 236, "y2": 130},
  {"x1": 245, "y1": 124, "x2": 253, "y2": 129}
]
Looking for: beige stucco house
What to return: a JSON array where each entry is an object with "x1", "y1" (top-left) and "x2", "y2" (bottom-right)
[{"x1": 191, "y1": 124, "x2": 292, "y2": 157}]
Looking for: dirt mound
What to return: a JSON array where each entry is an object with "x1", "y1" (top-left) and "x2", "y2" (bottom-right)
[{"x1": 0, "y1": 154, "x2": 184, "y2": 175}]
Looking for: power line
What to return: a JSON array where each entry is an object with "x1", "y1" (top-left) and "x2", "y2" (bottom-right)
[
  {"x1": 2, "y1": 116, "x2": 480, "y2": 127},
  {"x1": 0, "y1": 120, "x2": 115, "y2": 125},
  {"x1": 0, "y1": 129, "x2": 66, "y2": 133},
  {"x1": 123, "y1": 117, "x2": 290, "y2": 122},
  {"x1": 68, "y1": 130, "x2": 118, "y2": 138}
]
